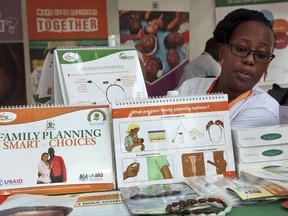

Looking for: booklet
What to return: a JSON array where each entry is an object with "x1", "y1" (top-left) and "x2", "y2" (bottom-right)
[
  {"x1": 111, "y1": 94, "x2": 236, "y2": 188},
  {"x1": 0, "y1": 105, "x2": 115, "y2": 195},
  {"x1": 0, "y1": 191, "x2": 130, "y2": 216},
  {"x1": 52, "y1": 46, "x2": 147, "y2": 105},
  {"x1": 226, "y1": 167, "x2": 288, "y2": 201}
]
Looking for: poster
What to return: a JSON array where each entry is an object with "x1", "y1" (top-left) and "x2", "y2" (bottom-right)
[
  {"x1": 0, "y1": 0, "x2": 26, "y2": 106},
  {"x1": 24, "y1": 0, "x2": 109, "y2": 104},
  {"x1": 119, "y1": 0, "x2": 190, "y2": 97},
  {"x1": 215, "y1": 0, "x2": 288, "y2": 87}
]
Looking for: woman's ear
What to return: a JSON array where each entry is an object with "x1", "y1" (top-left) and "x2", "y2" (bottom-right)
[{"x1": 218, "y1": 43, "x2": 226, "y2": 62}]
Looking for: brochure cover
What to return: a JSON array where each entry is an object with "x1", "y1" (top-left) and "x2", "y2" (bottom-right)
[
  {"x1": 0, "y1": 191, "x2": 130, "y2": 216},
  {"x1": 0, "y1": 105, "x2": 115, "y2": 195},
  {"x1": 111, "y1": 94, "x2": 236, "y2": 188},
  {"x1": 53, "y1": 46, "x2": 148, "y2": 105}
]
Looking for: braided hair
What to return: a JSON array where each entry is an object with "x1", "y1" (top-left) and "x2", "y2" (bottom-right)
[{"x1": 213, "y1": 8, "x2": 274, "y2": 44}]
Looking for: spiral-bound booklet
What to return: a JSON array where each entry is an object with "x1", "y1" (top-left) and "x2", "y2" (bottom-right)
[
  {"x1": 0, "y1": 105, "x2": 115, "y2": 195},
  {"x1": 51, "y1": 46, "x2": 147, "y2": 105},
  {"x1": 111, "y1": 94, "x2": 236, "y2": 188}
]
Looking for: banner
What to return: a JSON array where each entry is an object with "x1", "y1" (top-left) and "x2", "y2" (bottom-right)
[
  {"x1": 0, "y1": 0, "x2": 26, "y2": 106},
  {"x1": 25, "y1": 0, "x2": 108, "y2": 104}
]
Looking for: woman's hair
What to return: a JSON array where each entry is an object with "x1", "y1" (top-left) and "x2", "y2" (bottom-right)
[
  {"x1": 0, "y1": 43, "x2": 26, "y2": 106},
  {"x1": 126, "y1": 123, "x2": 140, "y2": 134},
  {"x1": 213, "y1": 8, "x2": 274, "y2": 44}
]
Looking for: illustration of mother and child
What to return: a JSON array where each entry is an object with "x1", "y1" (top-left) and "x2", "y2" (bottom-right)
[{"x1": 37, "y1": 147, "x2": 67, "y2": 184}]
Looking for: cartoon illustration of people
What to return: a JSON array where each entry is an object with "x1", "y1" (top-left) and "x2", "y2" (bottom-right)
[
  {"x1": 48, "y1": 147, "x2": 67, "y2": 183},
  {"x1": 124, "y1": 124, "x2": 145, "y2": 152},
  {"x1": 147, "y1": 155, "x2": 173, "y2": 180},
  {"x1": 37, "y1": 152, "x2": 53, "y2": 184}
]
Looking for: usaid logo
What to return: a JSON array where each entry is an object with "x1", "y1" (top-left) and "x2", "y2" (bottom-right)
[
  {"x1": 0, "y1": 112, "x2": 17, "y2": 122},
  {"x1": 62, "y1": 52, "x2": 79, "y2": 62}
]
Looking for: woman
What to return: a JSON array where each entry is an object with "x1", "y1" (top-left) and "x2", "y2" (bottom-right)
[
  {"x1": 37, "y1": 152, "x2": 53, "y2": 184},
  {"x1": 124, "y1": 124, "x2": 140, "y2": 152},
  {"x1": 178, "y1": 8, "x2": 279, "y2": 129}
]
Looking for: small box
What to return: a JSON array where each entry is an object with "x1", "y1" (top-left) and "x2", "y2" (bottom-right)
[
  {"x1": 236, "y1": 160, "x2": 288, "y2": 176},
  {"x1": 232, "y1": 124, "x2": 288, "y2": 148},
  {"x1": 232, "y1": 125, "x2": 288, "y2": 176}
]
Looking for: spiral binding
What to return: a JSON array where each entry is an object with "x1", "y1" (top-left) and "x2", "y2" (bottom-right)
[
  {"x1": 0, "y1": 103, "x2": 103, "y2": 110},
  {"x1": 113, "y1": 93, "x2": 227, "y2": 106},
  {"x1": 55, "y1": 45, "x2": 136, "y2": 50}
]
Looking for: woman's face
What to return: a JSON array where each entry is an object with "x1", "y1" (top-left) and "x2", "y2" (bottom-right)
[
  {"x1": 166, "y1": 49, "x2": 180, "y2": 68},
  {"x1": 41, "y1": 154, "x2": 49, "y2": 162},
  {"x1": 219, "y1": 21, "x2": 275, "y2": 94},
  {"x1": 0, "y1": 68, "x2": 11, "y2": 100},
  {"x1": 167, "y1": 32, "x2": 183, "y2": 47},
  {"x1": 145, "y1": 58, "x2": 161, "y2": 82},
  {"x1": 140, "y1": 34, "x2": 156, "y2": 54},
  {"x1": 145, "y1": 19, "x2": 162, "y2": 35}
]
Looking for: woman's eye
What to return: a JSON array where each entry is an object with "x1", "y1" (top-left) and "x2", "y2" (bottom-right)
[
  {"x1": 256, "y1": 52, "x2": 268, "y2": 59},
  {"x1": 236, "y1": 46, "x2": 248, "y2": 53}
]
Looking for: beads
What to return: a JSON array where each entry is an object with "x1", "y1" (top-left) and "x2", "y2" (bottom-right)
[
  {"x1": 130, "y1": 190, "x2": 181, "y2": 200},
  {"x1": 165, "y1": 197, "x2": 232, "y2": 215}
]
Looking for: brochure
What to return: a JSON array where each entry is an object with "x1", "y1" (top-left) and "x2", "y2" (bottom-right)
[
  {"x1": 53, "y1": 46, "x2": 147, "y2": 105},
  {"x1": 0, "y1": 105, "x2": 115, "y2": 195}
]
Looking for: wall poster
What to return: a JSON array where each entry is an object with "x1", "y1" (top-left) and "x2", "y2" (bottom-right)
[
  {"x1": 119, "y1": 0, "x2": 190, "y2": 97},
  {"x1": 24, "y1": 0, "x2": 108, "y2": 104},
  {"x1": 0, "y1": 0, "x2": 26, "y2": 106}
]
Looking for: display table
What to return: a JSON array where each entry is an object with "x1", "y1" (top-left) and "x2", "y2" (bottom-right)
[
  {"x1": 0, "y1": 193, "x2": 287, "y2": 215},
  {"x1": 229, "y1": 200, "x2": 287, "y2": 216}
]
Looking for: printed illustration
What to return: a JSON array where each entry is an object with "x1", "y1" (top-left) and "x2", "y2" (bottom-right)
[
  {"x1": 182, "y1": 153, "x2": 205, "y2": 177},
  {"x1": 207, "y1": 151, "x2": 227, "y2": 175},
  {"x1": 147, "y1": 155, "x2": 173, "y2": 181},
  {"x1": 122, "y1": 155, "x2": 173, "y2": 182},
  {"x1": 119, "y1": 10, "x2": 189, "y2": 96},
  {"x1": 123, "y1": 161, "x2": 140, "y2": 180},
  {"x1": 87, "y1": 79, "x2": 126, "y2": 104},
  {"x1": 48, "y1": 147, "x2": 67, "y2": 183},
  {"x1": 206, "y1": 119, "x2": 224, "y2": 143},
  {"x1": 124, "y1": 124, "x2": 145, "y2": 152}
]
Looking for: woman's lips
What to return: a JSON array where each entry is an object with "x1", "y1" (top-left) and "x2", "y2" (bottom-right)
[{"x1": 237, "y1": 70, "x2": 252, "y2": 80}]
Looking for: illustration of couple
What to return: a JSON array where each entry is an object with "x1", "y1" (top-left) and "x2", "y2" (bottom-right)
[{"x1": 37, "y1": 147, "x2": 67, "y2": 184}]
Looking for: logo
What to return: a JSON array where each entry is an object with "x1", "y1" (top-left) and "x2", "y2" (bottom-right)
[
  {"x1": 0, "y1": 112, "x2": 17, "y2": 123},
  {"x1": 87, "y1": 109, "x2": 106, "y2": 123},
  {"x1": 62, "y1": 52, "x2": 79, "y2": 62},
  {"x1": 119, "y1": 52, "x2": 134, "y2": 60},
  {"x1": 260, "y1": 133, "x2": 282, "y2": 140},
  {"x1": 79, "y1": 172, "x2": 103, "y2": 182},
  {"x1": 46, "y1": 120, "x2": 55, "y2": 130},
  {"x1": 262, "y1": 149, "x2": 283, "y2": 157},
  {"x1": 0, "y1": 178, "x2": 23, "y2": 186}
]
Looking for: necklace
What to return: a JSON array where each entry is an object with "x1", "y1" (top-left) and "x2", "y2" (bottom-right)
[
  {"x1": 130, "y1": 190, "x2": 181, "y2": 199},
  {"x1": 165, "y1": 197, "x2": 232, "y2": 215}
]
